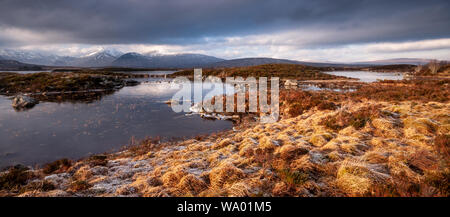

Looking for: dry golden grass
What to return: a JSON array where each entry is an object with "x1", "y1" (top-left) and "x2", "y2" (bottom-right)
[{"x1": 2, "y1": 78, "x2": 449, "y2": 197}]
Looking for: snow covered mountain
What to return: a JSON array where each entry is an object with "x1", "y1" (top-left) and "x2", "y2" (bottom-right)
[
  {"x1": 3, "y1": 48, "x2": 436, "y2": 69},
  {"x1": 0, "y1": 48, "x2": 123, "y2": 67},
  {"x1": 67, "y1": 49, "x2": 124, "y2": 67},
  {"x1": 0, "y1": 49, "x2": 223, "y2": 68},
  {"x1": 0, "y1": 49, "x2": 62, "y2": 66}
]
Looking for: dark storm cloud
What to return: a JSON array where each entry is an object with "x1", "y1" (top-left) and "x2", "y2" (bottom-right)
[{"x1": 0, "y1": 0, "x2": 449, "y2": 46}]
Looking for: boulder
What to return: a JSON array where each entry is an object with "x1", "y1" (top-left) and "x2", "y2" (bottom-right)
[
  {"x1": 11, "y1": 95, "x2": 38, "y2": 110},
  {"x1": 284, "y1": 79, "x2": 297, "y2": 86},
  {"x1": 124, "y1": 80, "x2": 139, "y2": 86}
]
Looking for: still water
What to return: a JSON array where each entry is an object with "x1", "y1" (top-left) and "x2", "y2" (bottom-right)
[
  {"x1": 324, "y1": 71, "x2": 403, "y2": 82},
  {"x1": 0, "y1": 76, "x2": 233, "y2": 168}
]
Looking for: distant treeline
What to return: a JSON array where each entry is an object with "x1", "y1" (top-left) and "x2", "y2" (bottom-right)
[{"x1": 170, "y1": 63, "x2": 347, "y2": 80}]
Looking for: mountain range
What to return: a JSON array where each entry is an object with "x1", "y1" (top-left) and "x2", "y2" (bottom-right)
[
  {"x1": 0, "y1": 48, "x2": 442, "y2": 70},
  {"x1": 0, "y1": 49, "x2": 225, "y2": 68},
  {"x1": 0, "y1": 49, "x2": 123, "y2": 67},
  {"x1": 0, "y1": 59, "x2": 44, "y2": 71}
]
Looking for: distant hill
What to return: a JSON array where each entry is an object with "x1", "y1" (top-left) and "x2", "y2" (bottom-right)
[
  {"x1": 352, "y1": 58, "x2": 434, "y2": 66},
  {"x1": 1, "y1": 48, "x2": 445, "y2": 69},
  {"x1": 0, "y1": 59, "x2": 44, "y2": 71},
  {"x1": 208, "y1": 57, "x2": 352, "y2": 68},
  {"x1": 111, "y1": 53, "x2": 224, "y2": 68},
  {"x1": 209, "y1": 57, "x2": 299, "y2": 68},
  {"x1": 110, "y1": 53, "x2": 150, "y2": 68}
]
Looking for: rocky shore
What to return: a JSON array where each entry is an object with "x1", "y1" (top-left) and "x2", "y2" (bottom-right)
[{"x1": 0, "y1": 71, "x2": 141, "y2": 109}]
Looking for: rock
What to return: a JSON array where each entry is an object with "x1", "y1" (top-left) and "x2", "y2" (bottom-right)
[
  {"x1": 124, "y1": 80, "x2": 139, "y2": 86},
  {"x1": 90, "y1": 166, "x2": 109, "y2": 176},
  {"x1": 11, "y1": 95, "x2": 38, "y2": 110},
  {"x1": 190, "y1": 103, "x2": 203, "y2": 113},
  {"x1": 115, "y1": 185, "x2": 137, "y2": 195},
  {"x1": 44, "y1": 173, "x2": 70, "y2": 189},
  {"x1": 284, "y1": 79, "x2": 298, "y2": 86}
]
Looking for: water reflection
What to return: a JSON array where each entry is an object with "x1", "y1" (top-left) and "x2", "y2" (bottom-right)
[
  {"x1": 324, "y1": 71, "x2": 403, "y2": 82},
  {"x1": 0, "y1": 77, "x2": 233, "y2": 168}
]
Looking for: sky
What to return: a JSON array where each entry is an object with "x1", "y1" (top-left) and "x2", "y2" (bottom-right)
[{"x1": 0, "y1": 0, "x2": 449, "y2": 62}]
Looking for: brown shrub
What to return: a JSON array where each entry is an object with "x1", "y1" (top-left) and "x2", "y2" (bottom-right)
[
  {"x1": 279, "y1": 145, "x2": 309, "y2": 160},
  {"x1": 280, "y1": 90, "x2": 339, "y2": 117},
  {"x1": 162, "y1": 168, "x2": 187, "y2": 188},
  {"x1": 424, "y1": 169, "x2": 450, "y2": 196},
  {"x1": 280, "y1": 79, "x2": 448, "y2": 120},
  {"x1": 177, "y1": 174, "x2": 208, "y2": 195},
  {"x1": 127, "y1": 137, "x2": 161, "y2": 156},
  {"x1": 367, "y1": 169, "x2": 449, "y2": 197},
  {"x1": 321, "y1": 106, "x2": 383, "y2": 131},
  {"x1": 0, "y1": 165, "x2": 32, "y2": 191},
  {"x1": 42, "y1": 158, "x2": 72, "y2": 174},
  {"x1": 20, "y1": 180, "x2": 55, "y2": 193},
  {"x1": 69, "y1": 180, "x2": 92, "y2": 192},
  {"x1": 352, "y1": 79, "x2": 450, "y2": 103},
  {"x1": 435, "y1": 134, "x2": 449, "y2": 159},
  {"x1": 209, "y1": 163, "x2": 245, "y2": 189},
  {"x1": 88, "y1": 155, "x2": 108, "y2": 167},
  {"x1": 276, "y1": 168, "x2": 309, "y2": 188}
]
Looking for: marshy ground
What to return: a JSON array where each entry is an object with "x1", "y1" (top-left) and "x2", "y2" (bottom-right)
[{"x1": 0, "y1": 64, "x2": 449, "y2": 197}]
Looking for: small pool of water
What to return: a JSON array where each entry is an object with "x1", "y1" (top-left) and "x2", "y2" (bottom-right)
[
  {"x1": 324, "y1": 71, "x2": 403, "y2": 82},
  {"x1": 1, "y1": 70, "x2": 52, "y2": 74}
]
